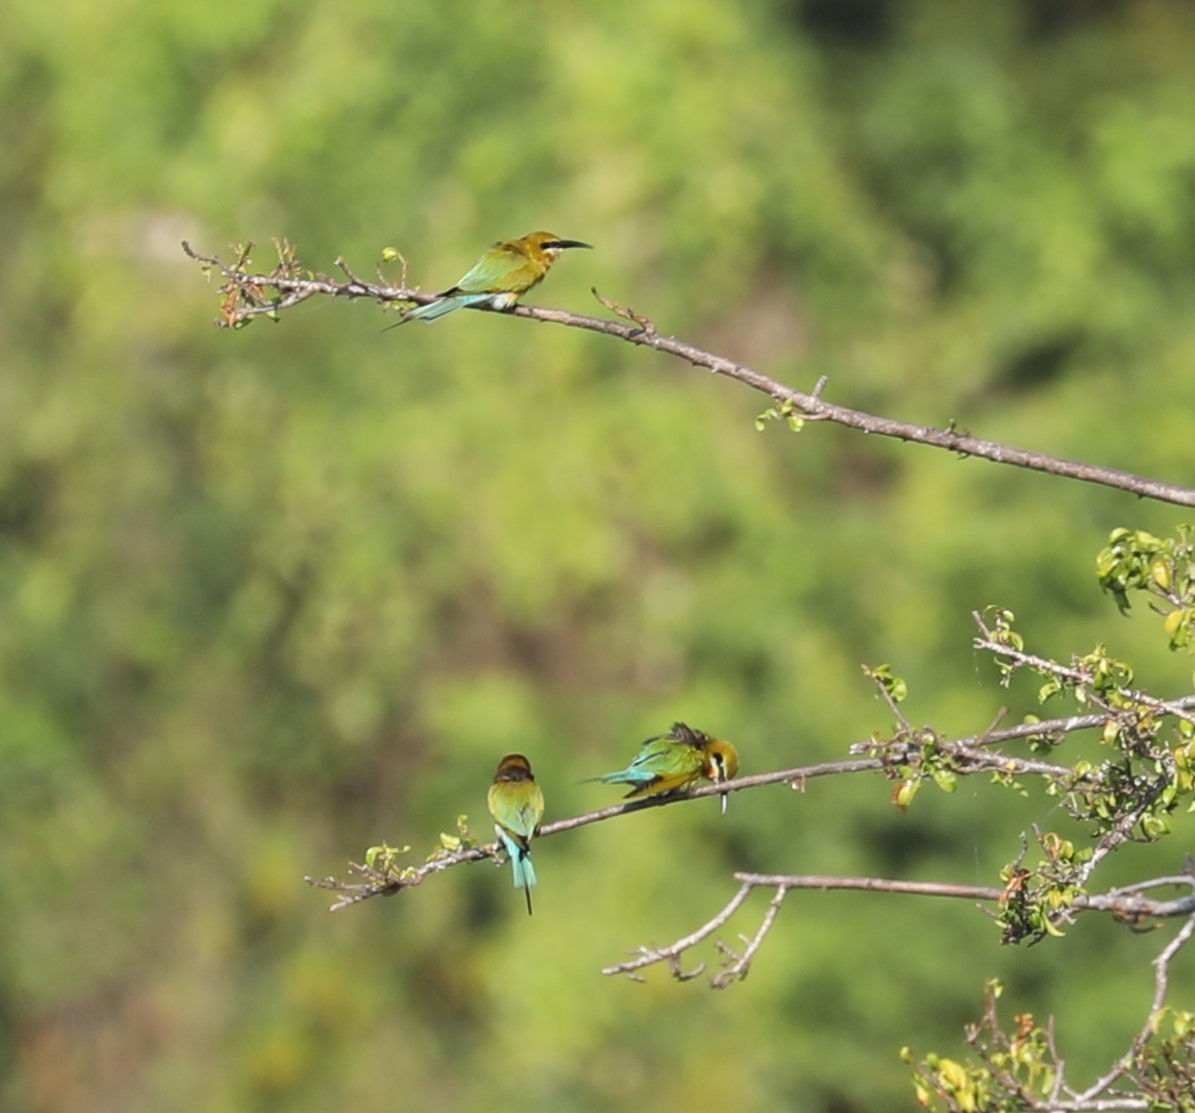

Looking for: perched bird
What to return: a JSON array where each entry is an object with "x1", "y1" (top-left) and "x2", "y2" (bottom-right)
[
  {"x1": 487, "y1": 753, "x2": 546, "y2": 915},
  {"x1": 586, "y1": 722, "x2": 740, "y2": 813},
  {"x1": 389, "y1": 231, "x2": 592, "y2": 326}
]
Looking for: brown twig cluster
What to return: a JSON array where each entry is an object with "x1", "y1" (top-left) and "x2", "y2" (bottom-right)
[{"x1": 908, "y1": 911, "x2": 1195, "y2": 1111}]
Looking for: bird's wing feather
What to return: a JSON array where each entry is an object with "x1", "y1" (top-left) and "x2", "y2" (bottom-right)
[
  {"x1": 405, "y1": 293, "x2": 491, "y2": 321},
  {"x1": 622, "y1": 770, "x2": 696, "y2": 799},
  {"x1": 454, "y1": 243, "x2": 534, "y2": 294},
  {"x1": 587, "y1": 735, "x2": 701, "y2": 788}
]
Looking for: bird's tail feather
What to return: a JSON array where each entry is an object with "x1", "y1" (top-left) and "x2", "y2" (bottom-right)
[
  {"x1": 512, "y1": 850, "x2": 537, "y2": 890},
  {"x1": 580, "y1": 771, "x2": 653, "y2": 786},
  {"x1": 499, "y1": 831, "x2": 537, "y2": 890},
  {"x1": 405, "y1": 293, "x2": 492, "y2": 323},
  {"x1": 510, "y1": 844, "x2": 536, "y2": 915}
]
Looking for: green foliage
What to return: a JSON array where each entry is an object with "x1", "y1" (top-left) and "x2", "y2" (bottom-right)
[
  {"x1": 975, "y1": 605, "x2": 1195, "y2": 942},
  {"x1": 906, "y1": 981, "x2": 1059, "y2": 1113},
  {"x1": 1098, "y1": 526, "x2": 1195, "y2": 652},
  {"x1": 907, "y1": 983, "x2": 1195, "y2": 1112},
  {"x1": 754, "y1": 398, "x2": 805, "y2": 433}
]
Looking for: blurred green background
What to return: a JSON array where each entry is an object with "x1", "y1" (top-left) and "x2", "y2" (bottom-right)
[{"x1": 3, "y1": 0, "x2": 1195, "y2": 1110}]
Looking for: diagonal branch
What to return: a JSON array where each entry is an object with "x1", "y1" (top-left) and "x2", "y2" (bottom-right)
[{"x1": 182, "y1": 243, "x2": 1195, "y2": 508}]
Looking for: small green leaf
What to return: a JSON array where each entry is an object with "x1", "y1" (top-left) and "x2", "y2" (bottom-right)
[{"x1": 931, "y1": 768, "x2": 957, "y2": 793}]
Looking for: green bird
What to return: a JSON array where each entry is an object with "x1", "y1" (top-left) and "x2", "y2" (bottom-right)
[
  {"x1": 390, "y1": 231, "x2": 592, "y2": 326},
  {"x1": 487, "y1": 753, "x2": 546, "y2": 916},
  {"x1": 587, "y1": 722, "x2": 741, "y2": 814}
]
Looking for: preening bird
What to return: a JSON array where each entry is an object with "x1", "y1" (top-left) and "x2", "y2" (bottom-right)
[
  {"x1": 487, "y1": 753, "x2": 546, "y2": 915},
  {"x1": 389, "y1": 231, "x2": 592, "y2": 326},
  {"x1": 586, "y1": 722, "x2": 740, "y2": 814}
]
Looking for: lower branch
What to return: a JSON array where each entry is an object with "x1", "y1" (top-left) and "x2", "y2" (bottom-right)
[{"x1": 603, "y1": 873, "x2": 1195, "y2": 987}]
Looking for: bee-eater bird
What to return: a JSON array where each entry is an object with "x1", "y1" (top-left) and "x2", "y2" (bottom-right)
[
  {"x1": 586, "y1": 722, "x2": 740, "y2": 814},
  {"x1": 487, "y1": 753, "x2": 546, "y2": 916},
  {"x1": 390, "y1": 231, "x2": 592, "y2": 326}
]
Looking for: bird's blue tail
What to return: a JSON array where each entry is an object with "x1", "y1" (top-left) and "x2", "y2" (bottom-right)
[
  {"x1": 584, "y1": 769, "x2": 655, "y2": 787},
  {"x1": 513, "y1": 851, "x2": 537, "y2": 890},
  {"x1": 405, "y1": 293, "x2": 492, "y2": 323},
  {"x1": 498, "y1": 831, "x2": 537, "y2": 915},
  {"x1": 499, "y1": 831, "x2": 537, "y2": 889}
]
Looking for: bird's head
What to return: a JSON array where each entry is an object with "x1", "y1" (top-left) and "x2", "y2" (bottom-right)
[
  {"x1": 521, "y1": 231, "x2": 593, "y2": 260},
  {"x1": 666, "y1": 722, "x2": 740, "y2": 784},
  {"x1": 705, "y1": 738, "x2": 740, "y2": 785},
  {"x1": 493, "y1": 753, "x2": 537, "y2": 784}
]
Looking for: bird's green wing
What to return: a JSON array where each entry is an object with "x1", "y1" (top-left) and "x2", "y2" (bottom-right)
[
  {"x1": 453, "y1": 242, "x2": 536, "y2": 295},
  {"x1": 632, "y1": 734, "x2": 703, "y2": 777}
]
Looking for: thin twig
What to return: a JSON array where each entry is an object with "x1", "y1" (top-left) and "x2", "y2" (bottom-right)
[
  {"x1": 972, "y1": 612, "x2": 1195, "y2": 727},
  {"x1": 710, "y1": 884, "x2": 788, "y2": 988},
  {"x1": 601, "y1": 883, "x2": 754, "y2": 982}
]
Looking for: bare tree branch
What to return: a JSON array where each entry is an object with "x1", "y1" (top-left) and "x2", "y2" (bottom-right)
[{"x1": 601, "y1": 873, "x2": 1195, "y2": 987}]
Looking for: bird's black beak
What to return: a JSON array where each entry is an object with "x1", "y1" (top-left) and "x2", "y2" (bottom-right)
[{"x1": 548, "y1": 239, "x2": 593, "y2": 251}]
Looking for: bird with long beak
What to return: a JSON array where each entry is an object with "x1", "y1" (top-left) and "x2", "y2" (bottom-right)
[
  {"x1": 586, "y1": 723, "x2": 740, "y2": 814},
  {"x1": 389, "y1": 231, "x2": 592, "y2": 325},
  {"x1": 487, "y1": 753, "x2": 546, "y2": 915}
]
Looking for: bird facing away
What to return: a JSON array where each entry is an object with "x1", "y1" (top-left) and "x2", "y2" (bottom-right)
[
  {"x1": 586, "y1": 722, "x2": 740, "y2": 814},
  {"x1": 391, "y1": 231, "x2": 592, "y2": 325},
  {"x1": 487, "y1": 753, "x2": 546, "y2": 915}
]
